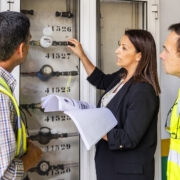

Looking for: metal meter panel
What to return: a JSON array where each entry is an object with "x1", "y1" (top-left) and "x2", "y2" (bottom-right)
[{"x1": 20, "y1": 0, "x2": 80, "y2": 179}]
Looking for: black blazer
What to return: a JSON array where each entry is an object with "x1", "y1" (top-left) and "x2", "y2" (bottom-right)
[{"x1": 87, "y1": 67, "x2": 159, "y2": 180}]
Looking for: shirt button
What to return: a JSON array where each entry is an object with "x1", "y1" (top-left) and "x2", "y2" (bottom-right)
[{"x1": 119, "y1": 145, "x2": 123, "y2": 148}]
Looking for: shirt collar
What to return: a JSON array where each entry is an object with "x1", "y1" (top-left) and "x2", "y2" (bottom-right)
[{"x1": 0, "y1": 67, "x2": 17, "y2": 92}]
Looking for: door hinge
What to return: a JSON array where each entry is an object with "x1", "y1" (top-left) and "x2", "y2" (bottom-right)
[
  {"x1": 152, "y1": 4, "x2": 158, "y2": 20},
  {"x1": 7, "y1": 0, "x2": 14, "y2": 11}
]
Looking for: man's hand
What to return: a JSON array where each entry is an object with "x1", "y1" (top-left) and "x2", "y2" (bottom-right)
[{"x1": 20, "y1": 139, "x2": 43, "y2": 172}]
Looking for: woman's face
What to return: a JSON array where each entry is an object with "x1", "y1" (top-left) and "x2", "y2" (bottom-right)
[{"x1": 115, "y1": 35, "x2": 141, "y2": 72}]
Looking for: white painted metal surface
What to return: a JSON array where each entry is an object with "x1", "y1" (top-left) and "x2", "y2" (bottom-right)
[
  {"x1": 0, "y1": 0, "x2": 161, "y2": 179},
  {"x1": 80, "y1": 1, "x2": 97, "y2": 180}
]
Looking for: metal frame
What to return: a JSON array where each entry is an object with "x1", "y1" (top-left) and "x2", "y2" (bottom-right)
[{"x1": 0, "y1": 0, "x2": 160, "y2": 179}]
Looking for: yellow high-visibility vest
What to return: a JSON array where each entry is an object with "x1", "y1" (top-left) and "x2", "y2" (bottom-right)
[
  {"x1": 166, "y1": 89, "x2": 180, "y2": 180},
  {"x1": 0, "y1": 77, "x2": 27, "y2": 157}
]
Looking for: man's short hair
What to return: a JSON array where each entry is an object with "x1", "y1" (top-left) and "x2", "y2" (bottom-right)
[
  {"x1": 168, "y1": 23, "x2": 180, "y2": 54},
  {"x1": 0, "y1": 11, "x2": 30, "y2": 61}
]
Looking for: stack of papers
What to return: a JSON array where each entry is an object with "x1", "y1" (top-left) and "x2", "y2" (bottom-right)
[
  {"x1": 41, "y1": 95, "x2": 117, "y2": 150},
  {"x1": 41, "y1": 95, "x2": 96, "y2": 112}
]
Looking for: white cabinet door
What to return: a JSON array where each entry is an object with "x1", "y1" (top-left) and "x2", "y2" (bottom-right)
[{"x1": 80, "y1": 1, "x2": 160, "y2": 180}]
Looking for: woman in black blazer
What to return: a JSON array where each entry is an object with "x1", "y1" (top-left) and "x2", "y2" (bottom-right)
[{"x1": 68, "y1": 29, "x2": 160, "y2": 180}]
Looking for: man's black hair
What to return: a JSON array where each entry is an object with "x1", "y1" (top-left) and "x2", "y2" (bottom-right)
[{"x1": 0, "y1": 11, "x2": 30, "y2": 61}]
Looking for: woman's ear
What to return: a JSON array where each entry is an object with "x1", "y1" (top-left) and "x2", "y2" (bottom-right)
[{"x1": 136, "y1": 52, "x2": 142, "y2": 62}]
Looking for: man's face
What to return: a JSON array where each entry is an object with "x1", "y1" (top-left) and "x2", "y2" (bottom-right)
[{"x1": 160, "y1": 31, "x2": 180, "y2": 77}]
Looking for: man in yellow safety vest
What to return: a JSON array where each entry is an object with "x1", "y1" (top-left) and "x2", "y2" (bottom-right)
[
  {"x1": 0, "y1": 11, "x2": 42, "y2": 179},
  {"x1": 160, "y1": 23, "x2": 180, "y2": 180}
]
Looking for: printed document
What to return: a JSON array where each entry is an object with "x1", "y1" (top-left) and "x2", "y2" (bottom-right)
[
  {"x1": 41, "y1": 95, "x2": 95, "y2": 112},
  {"x1": 41, "y1": 95, "x2": 117, "y2": 150},
  {"x1": 64, "y1": 108, "x2": 117, "y2": 150}
]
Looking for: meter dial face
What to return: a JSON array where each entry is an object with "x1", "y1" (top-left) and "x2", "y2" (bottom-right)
[
  {"x1": 40, "y1": 127, "x2": 51, "y2": 137},
  {"x1": 41, "y1": 127, "x2": 50, "y2": 133},
  {"x1": 41, "y1": 65, "x2": 53, "y2": 76},
  {"x1": 40, "y1": 36, "x2": 52, "y2": 48},
  {"x1": 39, "y1": 161, "x2": 50, "y2": 175}
]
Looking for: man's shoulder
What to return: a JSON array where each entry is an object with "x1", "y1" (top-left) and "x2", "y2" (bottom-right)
[{"x1": 0, "y1": 67, "x2": 16, "y2": 92}]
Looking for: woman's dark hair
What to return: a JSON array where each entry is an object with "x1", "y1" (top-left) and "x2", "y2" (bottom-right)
[
  {"x1": 0, "y1": 11, "x2": 30, "y2": 61},
  {"x1": 168, "y1": 23, "x2": 180, "y2": 54},
  {"x1": 123, "y1": 29, "x2": 161, "y2": 95}
]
